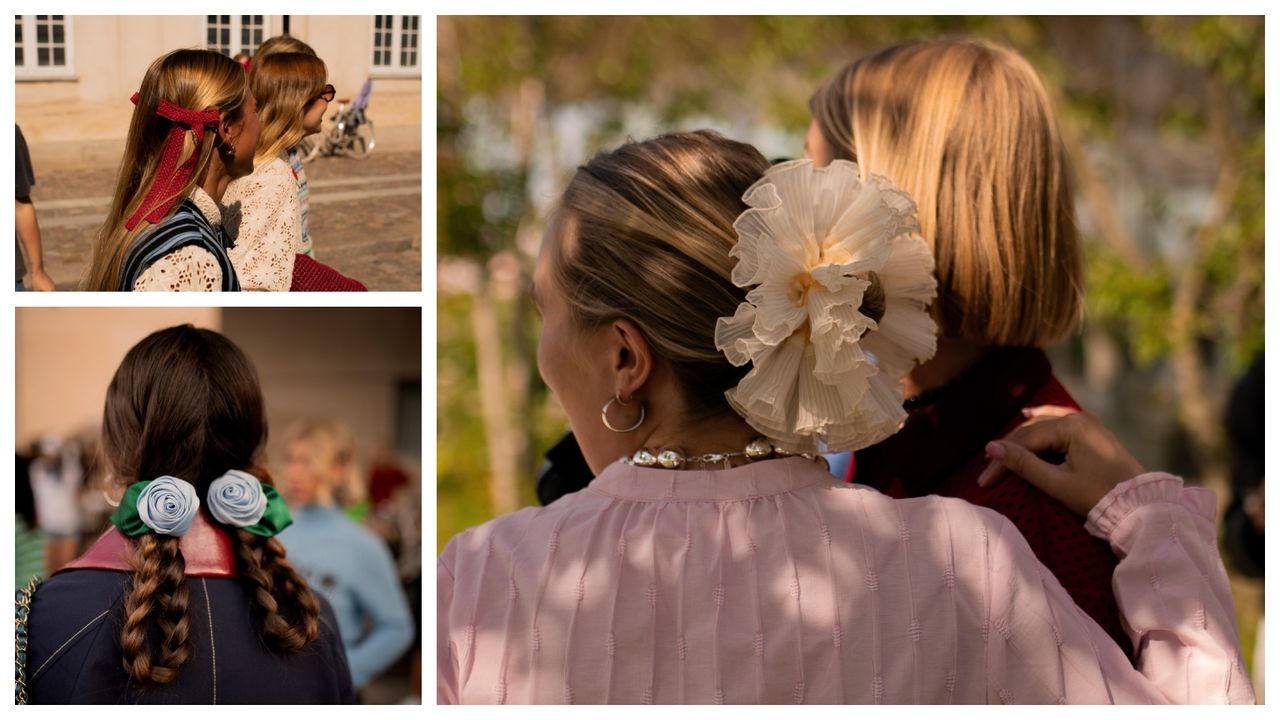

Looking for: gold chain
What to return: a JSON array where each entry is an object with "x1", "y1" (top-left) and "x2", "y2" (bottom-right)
[{"x1": 15, "y1": 574, "x2": 41, "y2": 705}]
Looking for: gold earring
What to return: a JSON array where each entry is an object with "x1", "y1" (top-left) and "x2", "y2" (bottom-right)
[{"x1": 601, "y1": 394, "x2": 645, "y2": 433}]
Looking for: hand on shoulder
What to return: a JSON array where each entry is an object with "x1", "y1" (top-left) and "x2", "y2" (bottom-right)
[{"x1": 977, "y1": 406, "x2": 1146, "y2": 517}]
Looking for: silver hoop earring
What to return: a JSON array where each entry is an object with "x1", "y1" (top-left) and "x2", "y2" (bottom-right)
[{"x1": 601, "y1": 394, "x2": 645, "y2": 433}]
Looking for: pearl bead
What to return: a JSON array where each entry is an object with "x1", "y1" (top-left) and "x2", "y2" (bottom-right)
[
  {"x1": 745, "y1": 437, "x2": 773, "y2": 459},
  {"x1": 657, "y1": 449, "x2": 685, "y2": 469},
  {"x1": 632, "y1": 449, "x2": 658, "y2": 467}
]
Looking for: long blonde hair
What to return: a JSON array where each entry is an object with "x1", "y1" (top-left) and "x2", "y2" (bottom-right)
[
  {"x1": 85, "y1": 49, "x2": 247, "y2": 291},
  {"x1": 810, "y1": 39, "x2": 1083, "y2": 346},
  {"x1": 249, "y1": 51, "x2": 327, "y2": 166}
]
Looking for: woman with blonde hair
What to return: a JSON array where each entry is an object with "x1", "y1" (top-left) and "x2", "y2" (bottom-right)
[
  {"x1": 20, "y1": 326, "x2": 353, "y2": 702},
  {"x1": 252, "y1": 34, "x2": 319, "y2": 257},
  {"x1": 85, "y1": 49, "x2": 259, "y2": 291},
  {"x1": 278, "y1": 419, "x2": 414, "y2": 692},
  {"x1": 438, "y1": 130, "x2": 1252, "y2": 703},
  {"x1": 804, "y1": 40, "x2": 1130, "y2": 651},
  {"x1": 221, "y1": 50, "x2": 333, "y2": 290}
]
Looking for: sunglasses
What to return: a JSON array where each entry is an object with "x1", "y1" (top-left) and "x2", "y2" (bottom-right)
[{"x1": 317, "y1": 84, "x2": 336, "y2": 102}]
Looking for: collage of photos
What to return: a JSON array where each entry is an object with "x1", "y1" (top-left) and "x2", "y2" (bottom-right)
[
  {"x1": 8, "y1": 12, "x2": 1269, "y2": 708},
  {"x1": 12, "y1": 14, "x2": 425, "y2": 705}
]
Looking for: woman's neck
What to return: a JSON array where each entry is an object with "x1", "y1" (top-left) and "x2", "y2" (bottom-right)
[
  {"x1": 902, "y1": 337, "x2": 989, "y2": 399},
  {"x1": 200, "y1": 161, "x2": 233, "y2": 203},
  {"x1": 637, "y1": 413, "x2": 760, "y2": 462}
]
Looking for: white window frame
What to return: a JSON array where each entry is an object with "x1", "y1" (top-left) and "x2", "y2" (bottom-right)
[
  {"x1": 15, "y1": 15, "x2": 75, "y2": 80},
  {"x1": 205, "y1": 15, "x2": 270, "y2": 58},
  {"x1": 369, "y1": 14, "x2": 421, "y2": 77}
]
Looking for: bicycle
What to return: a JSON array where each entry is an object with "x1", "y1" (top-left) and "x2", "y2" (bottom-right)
[{"x1": 299, "y1": 79, "x2": 376, "y2": 162}]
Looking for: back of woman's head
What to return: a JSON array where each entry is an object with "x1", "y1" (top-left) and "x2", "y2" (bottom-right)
[
  {"x1": 255, "y1": 34, "x2": 317, "y2": 60},
  {"x1": 104, "y1": 325, "x2": 320, "y2": 685},
  {"x1": 104, "y1": 325, "x2": 264, "y2": 487},
  {"x1": 810, "y1": 39, "x2": 1083, "y2": 346},
  {"x1": 554, "y1": 130, "x2": 771, "y2": 422},
  {"x1": 250, "y1": 51, "x2": 327, "y2": 165},
  {"x1": 86, "y1": 49, "x2": 247, "y2": 292}
]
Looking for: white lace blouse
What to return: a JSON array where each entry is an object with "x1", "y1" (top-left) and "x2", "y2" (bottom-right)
[
  {"x1": 222, "y1": 156, "x2": 304, "y2": 291},
  {"x1": 132, "y1": 188, "x2": 225, "y2": 292}
]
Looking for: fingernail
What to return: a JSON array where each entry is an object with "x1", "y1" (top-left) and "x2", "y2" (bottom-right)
[
  {"x1": 985, "y1": 441, "x2": 1006, "y2": 461},
  {"x1": 976, "y1": 464, "x2": 993, "y2": 487},
  {"x1": 1021, "y1": 408, "x2": 1033, "y2": 417}
]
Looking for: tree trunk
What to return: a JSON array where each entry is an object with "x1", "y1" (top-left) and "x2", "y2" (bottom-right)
[
  {"x1": 1167, "y1": 81, "x2": 1240, "y2": 508},
  {"x1": 472, "y1": 279, "x2": 521, "y2": 516}
]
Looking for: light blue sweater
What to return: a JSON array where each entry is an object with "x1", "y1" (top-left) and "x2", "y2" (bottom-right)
[{"x1": 279, "y1": 504, "x2": 414, "y2": 689}]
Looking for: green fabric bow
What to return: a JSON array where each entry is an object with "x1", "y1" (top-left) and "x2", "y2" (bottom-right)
[{"x1": 110, "y1": 478, "x2": 292, "y2": 538}]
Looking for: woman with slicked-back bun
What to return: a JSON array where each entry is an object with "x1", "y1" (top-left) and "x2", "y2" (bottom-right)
[
  {"x1": 438, "y1": 130, "x2": 1251, "y2": 704},
  {"x1": 20, "y1": 325, "x2": 354, "y2": 704}
]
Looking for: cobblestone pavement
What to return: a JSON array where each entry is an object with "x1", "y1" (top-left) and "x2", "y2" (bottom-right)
[{"x1": 30, "y1": 150, "x2": 422, "y2": 291}]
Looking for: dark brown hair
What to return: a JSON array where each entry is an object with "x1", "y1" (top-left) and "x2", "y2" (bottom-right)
[
  {"x1": 554, "y1": 130, "x2": 772, "y2": 421},
  {"x1": 103, "y1": 325, "x2": 320, "y2": 685}
]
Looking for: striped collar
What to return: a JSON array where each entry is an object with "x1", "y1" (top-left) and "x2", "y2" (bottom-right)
[{"x1": 189, "y1": 186, "x2": 222, "y2": 227}]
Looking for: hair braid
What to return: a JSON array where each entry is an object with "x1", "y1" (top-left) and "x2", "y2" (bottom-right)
[
  {"x1": 121, "y1": 534, "x2": 192, "y2": 684},
  {"x1": 232, "y1": 530, "x2": 321, "y2": 653}
]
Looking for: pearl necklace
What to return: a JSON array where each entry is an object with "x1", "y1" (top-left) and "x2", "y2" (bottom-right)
[{"x1": 619, "y1": 437, "x2": 826, "y2": 471}]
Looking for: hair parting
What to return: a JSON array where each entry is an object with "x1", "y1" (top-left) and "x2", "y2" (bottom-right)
[{"x1": 105, "y1": 326, "x2": 321, "y2": 685}]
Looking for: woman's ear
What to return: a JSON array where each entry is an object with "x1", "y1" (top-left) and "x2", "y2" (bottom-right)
[
  {"x1": 609, "y1": 318, "x2": 653, "y2": 401},
  {"x1": 218, "y1": 109, "x2": 245, "y2": 148}
]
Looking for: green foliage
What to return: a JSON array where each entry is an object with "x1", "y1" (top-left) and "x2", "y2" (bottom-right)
[
  {"x1": 437, "y1": 13, "x2": 1265, "y2": 536},
  {"x1": 1084, "y1": 244, "x2": 1173, "y2": 367},
  {"x1": 436, "y1": 294, "x2": 493, "y2": 551},
  {"x1": 436, "y1": 292, "x2": 567, "y2": 552}
]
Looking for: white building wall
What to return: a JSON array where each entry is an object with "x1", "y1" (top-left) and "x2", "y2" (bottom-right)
[{"x1": 17, "y1": 15, "x2": 420, "y2": 168}]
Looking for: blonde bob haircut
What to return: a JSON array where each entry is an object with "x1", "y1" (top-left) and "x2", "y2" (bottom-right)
[
  {"x1": 85, "y1": 49, "x2": 248, "y2": 291},
  {"x1": 553, "y1": 130, "x2": 772, "y2": 422},
  {"x1": 249, "y1": 51, "x2": 327, "y2": 166},
  {"x1": 810, "y1": 39, "x2": 1083, "y2": 346},
  {"x1": 284, "y1": 418, "x2": 364, "y2": 507}
]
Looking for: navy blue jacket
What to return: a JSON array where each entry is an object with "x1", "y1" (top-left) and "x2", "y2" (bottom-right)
[{"x1": 26, "y1": 568, "x2": 355, "y2": 703}]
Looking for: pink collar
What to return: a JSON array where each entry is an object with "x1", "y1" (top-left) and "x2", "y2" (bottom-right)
[{"x1": 59, "y1": 511, "x2": 237, "y2": 577}]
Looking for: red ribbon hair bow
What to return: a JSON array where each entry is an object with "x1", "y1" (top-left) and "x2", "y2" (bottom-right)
[{"x1": 125, "y1": 92, "x2": 223, "y2": 231}]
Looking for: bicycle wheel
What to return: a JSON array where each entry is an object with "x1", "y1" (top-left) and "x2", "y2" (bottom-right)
[
  {"x1": 343, "y1": 120, "x2": 375, "y2": 159},
  {"x1": 298, "y1": 135, "x2": 323, "y2": 163}
]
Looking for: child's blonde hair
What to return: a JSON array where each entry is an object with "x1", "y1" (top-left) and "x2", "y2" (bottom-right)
[
  {"x1": 249, "y1": 51, "x2": 327, "y2": 166},
  {"x1": 810, "y1": 39, "x2": 1083, "y2": 346},
  {"x1": 284, "y1": 418, "x2": 364, "y2": 507}
]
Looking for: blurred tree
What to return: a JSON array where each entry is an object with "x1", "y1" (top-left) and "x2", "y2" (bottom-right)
[{"x1": 437, "y1": 15, "x2": 1264, "y2": 530}]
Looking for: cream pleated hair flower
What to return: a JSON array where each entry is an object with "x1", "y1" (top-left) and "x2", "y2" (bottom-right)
[{"x1": 714, "y1": 159, "x2": 938, "y2": 453}]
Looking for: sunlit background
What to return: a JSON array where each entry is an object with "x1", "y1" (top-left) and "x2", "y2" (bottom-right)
[{"x1": 436, "y1": 15, "x2": 1264, "y2": 691}]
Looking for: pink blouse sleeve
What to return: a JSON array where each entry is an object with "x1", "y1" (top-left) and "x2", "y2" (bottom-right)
[
  {"x1": 437, "y1": 546, "x2": 460, "y2": 705},
  {"x1": 985, "y1": 472, "x2": 1253, "y2": 704}
]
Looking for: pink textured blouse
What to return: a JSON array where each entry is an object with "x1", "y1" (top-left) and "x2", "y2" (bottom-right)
[{"x1": 437, "y1": 458, "x2": 1253, "y2": 704}]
